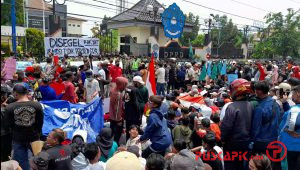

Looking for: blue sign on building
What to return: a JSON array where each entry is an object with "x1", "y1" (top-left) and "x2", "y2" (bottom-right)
[{"x1": 161, "y1": 3, "x2": 186, "y2": 39}]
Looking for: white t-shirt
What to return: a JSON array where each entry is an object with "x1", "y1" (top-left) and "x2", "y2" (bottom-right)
[
  {"x1": 156, "y1": 67, "x2": 166, "y2": 83},
  {"x1": 185, "y1": 67, "x2": 194, "y2": 81},
  {"x1": 98, "y1": 69, "x2": 106, "y2": 80},
  {"x1": 84, "y1": 79, "x2": 100, "y2": 103}
]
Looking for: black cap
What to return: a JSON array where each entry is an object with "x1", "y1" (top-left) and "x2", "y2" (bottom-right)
[{"x1": 13, "y1": 83, "x2": 28, "y2": 95}]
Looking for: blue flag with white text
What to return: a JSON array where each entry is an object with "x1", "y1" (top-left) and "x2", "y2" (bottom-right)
[{"x1": 41, "y1": 97, "x2": 104, "y2": 143}]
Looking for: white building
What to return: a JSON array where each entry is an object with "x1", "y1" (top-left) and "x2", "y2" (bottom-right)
[{"x1": 67, "y1": 16, "x2": 87, "y2": 37}]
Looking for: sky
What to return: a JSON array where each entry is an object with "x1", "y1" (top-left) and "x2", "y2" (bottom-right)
[{"x1": 62, "y1": 0, "x2": 300, "y2": 36}]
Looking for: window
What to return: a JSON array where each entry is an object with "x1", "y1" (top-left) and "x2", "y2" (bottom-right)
[
  {"x1": 133, "y1": 37, "x2": 137, "y2": 42},
  {"x1": 68, "y1": 24, "x2": 71, "y2": 26},
  {"x1": 73, "y1": 24, "x2": 75, "y2": 27},
  {"x1": 77, "y1": 25, "x2": 80, "y2": 27}
]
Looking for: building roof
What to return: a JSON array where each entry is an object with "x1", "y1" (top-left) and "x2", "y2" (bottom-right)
[
  {"x1": 67, "y1": 16, "x2": 87, "y2": 22},
  {"x1": 108, "y1": 0, "x2": 193, "y2": 28},
  {"x1": 28, "y1": 0, "x2": 52, "y2": 11}
]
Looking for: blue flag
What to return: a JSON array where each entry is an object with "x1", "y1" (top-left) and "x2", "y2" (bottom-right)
[
  {"x1": 227, "y1": 74, "x2": 238, "y2": 84},
  {"x1": 41, "y1": 97, "x2": 104, "y2": 143}
]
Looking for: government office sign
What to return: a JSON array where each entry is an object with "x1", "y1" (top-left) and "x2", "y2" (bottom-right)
[{"x1": 44, "y1": 37, "x2": 100, "y2": 57}]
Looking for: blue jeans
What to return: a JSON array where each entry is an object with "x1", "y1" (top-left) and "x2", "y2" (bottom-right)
[
  {"x1": 157, "y1": 83, "x2": 165, "y2": 96},
  {"x1": 12, "y1": 141, "x2": 31, "y2": 170}
]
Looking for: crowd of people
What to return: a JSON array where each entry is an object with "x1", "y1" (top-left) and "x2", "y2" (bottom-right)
[{"x1": 1, "y1": 53, "x2": 300, "y2": 170}]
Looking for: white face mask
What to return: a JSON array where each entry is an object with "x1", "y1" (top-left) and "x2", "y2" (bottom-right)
[{"x1": 87, "y1": 78, "x2": 93, "y2": 81}]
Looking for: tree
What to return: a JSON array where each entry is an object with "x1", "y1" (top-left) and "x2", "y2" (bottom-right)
[
  {"x1": 191, "y1": 34, "x2": 204, "y2": 47},
  {"x1": 253, "y1": 8, "x2": 300, "y2": 59},
  {"x1": 91, "y1": 15, "x2": 118, "y2": 53},
  {"x1": 25, "y1": 28, "x2": 45, "y2": 59},
  {"x1": 179, "y1": 12, "x2": 200, "y2": 46},
  {"x1": 1, "y1": 0, "x2": 25, "y2": 26},
  {"x1": 210, "y1": 15, "x2": 243, "y2": 50}
]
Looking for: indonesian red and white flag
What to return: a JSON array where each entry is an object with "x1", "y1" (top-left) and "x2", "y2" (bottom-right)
[{"x1": 146, "y1": 54, "x2": 156, "y2": 97}]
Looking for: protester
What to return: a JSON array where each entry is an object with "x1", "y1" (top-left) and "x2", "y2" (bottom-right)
[
  {"x1": 145, "y1": 153, "x2": 165, "y2": 170},
  {"x1": 251, "y1": 80, "x2": 281, "y2": 154},
  {"x1": 165, "y1": 139, "x2": 205, "y2": 170},
  {"x1": 138, "y1": 95, "x2": 172, "y2": 158},
  {"x1": 109, "y1": 77, "x2": 128, "y2": 143},
  {"x1": 221, "y1": 79, "x2": 253, "y2": 170},
  {"x1": 248, "y1": 154, "x2": 272, "y2": 170},
  {"x1": 96, "y1": 127, "x2": 118, "y2": 162},
  {"x1": 84, "y1": 70, "x2": 100, "y2": 103},
  {"x1": 1, "y1": 85, "x2": 12, "y2": 162},
  {"x1": 279, "y1": 85, "x2": 300, "y2": 170},
  {"x1": 39, "y1": 77, "x2": 63, "y2": 101},
  {"x1": 106, "y1": 151, "x2": 142, "y2": 170},
  {"x1": 62, "y1": 71, "x2": 78, "y2": 103},
  {"x1": 125, "y1": 125, "x2": 143, "y2": 156},
  {"x1": 4, "y1": 84, "x2": 44, "y2": 170},
  {"x1": 83, "y1": 143, "x2": 104, "y2": 170},
  {"x1": 133, "y1": 76, "x2": 148, "y2": 126},
  {"x1": 31, "y1": 128, "x2": 72, "y2": 170},
  {"x1": 172, "y1": 116, "x2": 192, "y2": 146},
  {"x1": 127, "y1": 145, "x2": 146, "y2": 169},
  {"x1": 156, "y1": 62, "x2": 166, "y2": 96}
]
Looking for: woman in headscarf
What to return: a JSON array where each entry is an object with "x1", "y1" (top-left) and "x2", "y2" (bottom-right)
[
  {"x1": 109, "y1": 77, "x2": 128, "y2": 144},
  {"x1": 96, "y1": 127, "x2": 118, "y2": 163},
  {"x1": 124, "y1": 85, "x2": 140, "y2": 139}
]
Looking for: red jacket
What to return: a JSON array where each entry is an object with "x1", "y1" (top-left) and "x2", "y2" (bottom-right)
[{"x1": 257, "y1": 63, "x2": 266, "y2": 80}]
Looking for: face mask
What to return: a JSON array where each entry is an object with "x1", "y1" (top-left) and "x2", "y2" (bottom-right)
[{"x1": 87, "y1": 78, "x2": 93, "y2": 81}]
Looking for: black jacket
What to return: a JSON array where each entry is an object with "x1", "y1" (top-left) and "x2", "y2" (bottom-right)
[{"x1": 221, "y1": 101, "x2": 253, "y2": 143}]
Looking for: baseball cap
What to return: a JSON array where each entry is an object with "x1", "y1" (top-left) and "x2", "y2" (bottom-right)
[
  {"x1": 133, "y1": 76, "x2": 144, "y2": 85},
  {"x1": 106, "y1": 151, "x2": 141, "y2": 170}
]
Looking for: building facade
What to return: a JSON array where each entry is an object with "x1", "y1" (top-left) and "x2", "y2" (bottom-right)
[
  {"x1": 67, "y1": 16, "x2": 86, "y2": 37},
  {"x1": 107, "y1": 0, "x2": 193, "y2": 56}
]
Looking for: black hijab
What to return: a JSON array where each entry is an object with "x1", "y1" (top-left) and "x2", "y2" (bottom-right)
[{"x1": 96, "y1": 127, "x2": 114, "y2": 159}]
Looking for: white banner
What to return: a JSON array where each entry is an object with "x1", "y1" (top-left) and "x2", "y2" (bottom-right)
[{"x1": 44, "y1": 37, "x2": 100, "y2": 57}]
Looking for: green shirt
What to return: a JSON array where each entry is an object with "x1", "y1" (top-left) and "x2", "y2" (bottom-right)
[{"x1": 99, "y1": 141, "x2": 118, "y2": 163}]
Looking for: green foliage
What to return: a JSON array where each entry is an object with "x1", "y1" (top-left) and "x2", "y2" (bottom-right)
[
  {"x1": 179, "y1": 12, "x2": 200, "y2": 46},
  {"x1": 25, "y1": 28, "x2": 45, "y2": 59},
  {"x1": 99, "y1": 29, "x2": 118, "y2": 52},
  {"x1": 253, "y1": 8, "x2": 300, "y2": 59},
  {"x1": 91, "y1": 15, "x2": 118, "y2": 53},
  {"x1": 1, "y1": 0, "x2": 25, "y2": 26},
  {"x1": 191, "y1": 34, "x2": 204, "y2": 47},
  {"x1": 1, "y1": 42, "x2": 11, "y2": 57},
  {"x1": 210, "y1": 15, "x2": 243, "y2": 49}
]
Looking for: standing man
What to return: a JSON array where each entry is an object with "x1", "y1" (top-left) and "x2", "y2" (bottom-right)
[
  {"x1": 279, "y1": 85, "x2": 300, "y2": 170},
  {"x1": 156, "y1": 62, "x2": 166, "y2": 96},
  {"x1": 133, "y1": 76, "x2": 148, "y2": 126},
  {"x1": 251, "y1": 81, "x2": 281, "y2": 155},
  {"x1": 62, "y1": 71, "x2": 78, "y2": 104},
  {"x1": 5, "y1": 84, "x2": 44, "y2": 170},
  {"x1": 84, "y1": 70, "x2": 100, "y2": 103},
  {"x1": 221, "y1": 79, "x2": 253, "y2": 170}
]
